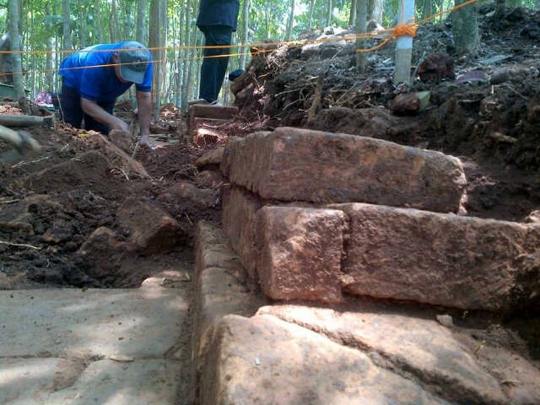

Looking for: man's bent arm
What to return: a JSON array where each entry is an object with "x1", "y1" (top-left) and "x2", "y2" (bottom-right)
[
  {"x1": 136, "y1": 90, "x2": 153, "y2": 145},
  {"x1": 80, "y1": 98, "x2": 129, "y2": 132}
]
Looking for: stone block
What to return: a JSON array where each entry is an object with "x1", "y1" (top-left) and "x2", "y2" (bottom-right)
[
  {"x1": 189, "y1": 104, "x2": 239, "y2": 120},
  {"x1": 256, "y1": 206, "x2": 345, "y2": 303},
  {"x1": 258, "y1": 305, "x2": 519, "y2": 405},
  {"x1": 200, "y1": 314, "x2": 451, "y2": 405},
  {"x1": 221, "y1": 127, "x2": 466, "y2": 213},
  {"x1": 335, "y1": 203, "x2": 540, "y2": 311},
  {"x1": 117, "y1": 197, "x2": 182, "y2": 255},
  {"x1": 221, "y1": 186, "x2": 262, "y2": 280}
]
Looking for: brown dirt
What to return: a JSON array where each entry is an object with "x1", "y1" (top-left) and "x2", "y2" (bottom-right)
[{"x1": 0, "y1": 3, "x2": 539, "y2": 371}]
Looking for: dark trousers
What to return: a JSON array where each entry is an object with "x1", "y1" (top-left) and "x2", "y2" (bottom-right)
[
  {"x1": 59, "y1": 83, "x2": 115, "y2": 135},
  {"x1": 199, "y1": 25, "x2": 233, "y2": 103}
]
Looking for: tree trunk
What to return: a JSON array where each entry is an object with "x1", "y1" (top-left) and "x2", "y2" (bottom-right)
[
  {"x1": 420, "y1": 0, "x2": 432, "y2": 20},
  {"x1": 355, "y1": 0, "x2": 367, "y2": 72},
  {"x1": 175, "y1": 6, "x2": 184, "y2": 106},
  {"x1": 149, "y1": 0, "x2": 167, "y2": 116},
  {"x1": 451, "y1": 0, "x2": 480, "y2": 56},
  {"x1": 308, "y1": 0, "x2": 316, "y2": 29},
  {"x1": 29, "y1": 8, "x2": 35, "y2": 96},
  {"x1": 181, "y1": 0, "x2": 197, "y2": 107},
  {"x1": 326, "y1": 0, "x2": 333, "y2": 27},
  {"x1": 349, "y1": 0, "x2": 356, "y2": 27},
  {"x1": 239, "y1": 0, "x2": 250, "y2": 69},
  {"x1": 285, "y1": 0, "x2": 295, "y2": 41},
  {"x1": 95, "y1": 1, "x2": 104, "y2": 43},
  {"x1": 371, "y1": 0, "x2": 383, "y2": 24},
  {"x1": 137, "y1": 0, "x2": 147, "y2": 43},
  {"x1": 8, "y1": 0, "x2": 24, "y2": 99},
  {"x1": 265, "y1": 3, "x2": 271, "y2": 39},
  {"x1": 110, "y1": 0, "x2": 120, "y2": 43},
  {"x1": 393, "y1": 0, "x2": 414, "y2": 84},
  {"x1": 62, "y1": 0, "x2": 72, "y2": 51},
  {"x1": 45, "y1": 3, "x2": 54, "y2": 90}
]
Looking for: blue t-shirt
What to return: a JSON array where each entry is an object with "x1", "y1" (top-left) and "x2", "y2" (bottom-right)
[{"x1": 59, "y1": 42, "x2": 153, "y2": 102}]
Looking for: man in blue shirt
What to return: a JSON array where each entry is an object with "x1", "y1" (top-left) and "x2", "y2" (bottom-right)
[
  {"x1": 196, "y1": 0, "x2": 240, "y2": 104},
  {"x1": 59, "y1": 41, "x2": 153, "y2": 146}
]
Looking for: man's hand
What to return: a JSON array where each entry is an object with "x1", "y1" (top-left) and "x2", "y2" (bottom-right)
[
  {"x1": 110, "y1": 117, "x2": 130, "y2": 132},
  {"x1": 136, "y1": 91, "x2": 153, "y2": 146},
  {"x1": 80, "y1": 98, "x2": 129, "y2": 132}
]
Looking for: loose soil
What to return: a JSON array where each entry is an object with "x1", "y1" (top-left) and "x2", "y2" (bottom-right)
[{"x1": 1, "y1": 2, "x2": 539, "y2": 379}]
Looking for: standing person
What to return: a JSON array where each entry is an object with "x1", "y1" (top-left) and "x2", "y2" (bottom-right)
[
  {"x1": 58, "y1": 41, "x2": 153, "y2": 146},
  {"x1": 196, "y1": 0, "x2": 240, "y2": 104}
]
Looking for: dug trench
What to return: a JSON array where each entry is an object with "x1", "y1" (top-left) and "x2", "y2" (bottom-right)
[{"x1": 1, "y1": 7, "x2": 540, "y2": 404}]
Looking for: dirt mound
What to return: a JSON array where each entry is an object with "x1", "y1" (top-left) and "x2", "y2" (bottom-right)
[
  {"x1": 0, "y1": 111, "x2": 215, "y2": 289},
  {"x1": 227, "y1": 6, "x2": 540, "y2": 222}
]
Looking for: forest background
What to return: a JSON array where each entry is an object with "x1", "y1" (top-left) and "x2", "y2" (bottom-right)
[{"x1": 0, "y1": 0, "x2": 538, "y2": 110}]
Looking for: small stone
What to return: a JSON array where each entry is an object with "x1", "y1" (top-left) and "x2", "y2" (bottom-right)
[
  {"x1": 436, "y1": 314, "x2": 454, "y2": 327},
  {"x1": 108, "y1": 354, "x2": 134, "y2": 362}
]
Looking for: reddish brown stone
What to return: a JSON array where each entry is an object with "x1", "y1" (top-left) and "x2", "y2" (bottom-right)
[
  {"x1": 256, "y1": 206, "x2": 345, "y2": 303},
  {"x1": 417, "y1": 53, "x2": 455, "y2": 82},
  {"x1": 195, "y1": 147, "x2": 225, "y2": 167},
  {"x1": 222, "y1": 127, "x2": 466, "y2": 213},
  {"x1": 307, "y1": 106, "x2": 409, "y2": 142},
  {"x1": 335, "y1": 203, "x2": 540, "y2": 311},
  {"x1": 108, "y1": 129, "x2": 133, "y2": 154},
  {"x1": 195, "y1": 170, "x2": 225, "y2": 189},
  {"x1": 78, "y1": 227, "x2": 130, "y2": 278},
  {"x1": 86, "y1": 135, "x2": 150, "y2": 179},
  {"x1": 189, "y1": 104, "x2": 239, "y2": 120},
  {"x1": 159, "y1": 181, "x2": 219, "y2": 209},
  {"x1": 389, "y1": 93, "x2": 420, "y2": 115},
  {"x1": 221, "y1": 186, "x2": 262, "y2": 280},
  {"x1": 117, "y1": 197, "x2": 182, "y2": 255},
  {"x1": 200, "y1": 314, "x2": 452, "y2": 405}
]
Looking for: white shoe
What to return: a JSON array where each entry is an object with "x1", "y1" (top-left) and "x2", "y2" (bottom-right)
[
  {"x1": 188, "y1": 99, "x2": 210, "y2": 105},
  {"x1": 210, "y1": 101, "x2": 222, "y2": 106}
]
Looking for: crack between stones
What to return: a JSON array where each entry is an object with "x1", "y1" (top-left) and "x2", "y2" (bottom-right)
[{"x1": 269, "y1": 313, "x2": 503, "y2": 405}]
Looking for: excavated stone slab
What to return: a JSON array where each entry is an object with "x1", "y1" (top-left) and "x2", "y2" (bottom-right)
[
  {"x1": 221, "y1": 126, "x2": 466, "y2": 212},
  {"x1": 0, "y1": 358, "x2": 182, "y2": 405},
  {"x1": 194, "y1": 221, "x2": 265, "y2": 327},
  {"x1": 0, "y1": 288, "x2": 188, "y2": 358},
  {"x1": 259, "y1": 305, "x2": 536, "y2": 405},
  {"x1": 195, "y1": 220, "x2": 241, "y2": 273},
  {"x1": 256, "y1": 206, "x2": 346, "y2": 302},
  {"x1": 334, "y1": 203, "x2": 540, "y2": 311},
  {"x1": 188, "y1": 105, "x2": 238, "y2": 144},
  {"x1": 0, "y1": 358, "x2": 64, "y2": 405},
  {"x1": 221, "y1": 186, "x2": 262, "y2": 279},
  {"x1": 200, "y1": 314, "x2": 452, "y2": 405},
  {"x1": 45, "y1": 359, "x2": 181, "y2": 405},
  {"x1": 193, "y1": 221, "x2": 266, "y2": 403},
  {"x1": 189, "y1": 104, "x2": 239, "y2": 120}
]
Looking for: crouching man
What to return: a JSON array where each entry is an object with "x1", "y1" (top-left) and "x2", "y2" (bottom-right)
[{"x1": 58, "y1": 41, "x2": 153, "y2": 146}]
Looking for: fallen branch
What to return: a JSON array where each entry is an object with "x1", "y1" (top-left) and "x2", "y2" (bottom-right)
[
  {"x1": 0, "y1": 199, "x2": 20, "y2": 204},
  {"x1": 0, "y1": 240, "x2": 42, "y2": 250}
]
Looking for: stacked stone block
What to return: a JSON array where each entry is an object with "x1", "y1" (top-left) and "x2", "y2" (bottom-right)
[{"x1": 220, "y1": 126, "x2": 540, "y2": 311}]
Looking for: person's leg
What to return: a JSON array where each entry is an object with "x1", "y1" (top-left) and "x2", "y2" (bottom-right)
[
  {"x1": 83, "y1": 100, "x2": 116, "y2": 135},
  {"x1": 199, "y1": 25, "x2": 233, "y2": 103},
  {"x1": 58, "y1": 83, "x2": 84, "y2": 129}
]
